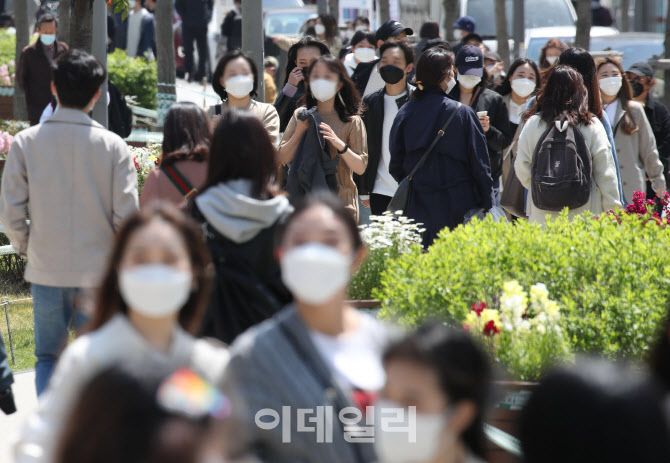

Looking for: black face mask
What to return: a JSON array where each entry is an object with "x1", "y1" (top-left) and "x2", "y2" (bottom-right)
[
  {"x1": 379, "y1": 65, "x2": 405, "y2": 85},
  {"x1": 629, "y1": 79, "x2": 645, "y2": 98}
]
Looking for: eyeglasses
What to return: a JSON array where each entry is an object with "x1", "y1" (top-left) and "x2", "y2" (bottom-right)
[{"x1": 625, "y1": 73, "x2": 651, "y2": 85}]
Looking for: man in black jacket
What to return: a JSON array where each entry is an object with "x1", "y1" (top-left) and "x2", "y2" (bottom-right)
[
  {"x1": 357, "y1": 40, "x2": 415, "y2": 215},
  {"x1": 351, "y1": 20, "x2": 413, "y2": 97},
  {"x1": 222, "y1": 0, "x2": 243, "y2": 51},
  {"x1": 626, "y1": 63, "x2": 670, "y2": 198},
  {"x1": 175, "y1": 0, "x2": 213, "y2": 82}
]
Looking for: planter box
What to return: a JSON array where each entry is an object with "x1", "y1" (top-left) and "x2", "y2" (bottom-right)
[
  {"x1": 0, "y1": 86, "x2": 14, "y2": 120},
  {"x1": 486, "y1": 381, "x2": 537, "y2": 463}
]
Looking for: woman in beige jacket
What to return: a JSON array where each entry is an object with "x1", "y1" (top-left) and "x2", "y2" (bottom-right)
[
  {"x1": 515, "y1": 65, "x2": 621, "y2": 225},
  {"x1": 596, "y1": 57, "x2": 666, "y2": 204}
]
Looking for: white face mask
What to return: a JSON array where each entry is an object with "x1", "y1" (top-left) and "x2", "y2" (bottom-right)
[
  {"x1": 445, "y1": 76, "x2": 457, "y2": 93},
  {"x1": 310, "y1": 78, "x2": 339, "y2": 102},
  {"x1": 373, "y1": 399, "x2": 452, "y2": 463},
  {"x1": 511, "y1": 77, "x2": 536, "y2": 98},
  {"x1": 486, "y1": 64, "x2": 500, "y2": 77},
  {"x1": 546, "y1": 55, "x2": 558, "y2": 65},
  {"x1": 224, "y1": 74, "x2": 254, "y2": 98},
  {"x1": 280, "y1": 243, "x2": 351, "y2": 305},
  {"x1": 129, "y1": 0, "x2": 137, "y2": 9},
  {"x1": 354, "y1": 47, "x2": 377, "y2": 63},
  {"x1": 315, "y1": 24, "x2": 326, "y2": 36},
  {"x1": 355, "y1": 25, "x2": 367, "y2": 32},
  {"x1": 453, "y1": 29, "x2": 463, "y2": 41},
  {"x1": 457, "y1": 74, "x2": 481, "y2": 90},
  {"x1": 119, "y1": 264, "x2": 192, "y2": 319},
  {"x1": 599, "y1": 76, "x2": 622, "y2": 96}
]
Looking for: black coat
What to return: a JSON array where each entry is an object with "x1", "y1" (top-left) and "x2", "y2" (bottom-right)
[
  {"x1": 356, "y1": 84, "x2": 413, "y2": 196},
  {"x1": 175, "y1": 0, "x2": 213, "y2": 27},
  {"x1": 221, "y1": 8, "x2": 242, "y2": 50},
  {"x1": 390, "y1": 89, "x2": 494, "y2": 247},
  {"x1": 191, "y1": 203, "x2": 292, "y2": 345},
  {"x1": 351, "y1": 59, "x2": 379, "y2": 96},
  {"x1": 274, "y1": 81, "x2": 305, "y2": 132},
  {"x1": 449, "y1": 85, "x2": 514, "y2": 180},
  {"x1": 644, "y1": 94, "x2": 670, "y2": 180}
]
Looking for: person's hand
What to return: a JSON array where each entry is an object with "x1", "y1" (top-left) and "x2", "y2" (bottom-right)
[
  {"x1": 320, "y1": 123, "x2": 346, "y2": 152},
  {"x1": 657, "y1": 189, "x2": 667, "y2": 199},
  {"x1": 362, "y1": 199, "x2": 371, "y2": 208},
  {"x1": 295, "y1": 117, "x2": 309, "y2": 135},
  {"x1": 480, "y1": 115, "x2": 490, "y2": 132},
  {"x1": 288, "y1": 67, "x2": 304, "y2": 87}
]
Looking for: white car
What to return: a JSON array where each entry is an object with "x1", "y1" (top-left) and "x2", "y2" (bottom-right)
[{"x1": 524, "y1": 26, "x2": 620, "y2": 63}]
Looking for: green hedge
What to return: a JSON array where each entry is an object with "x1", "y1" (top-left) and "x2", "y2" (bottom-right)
[
  {"x1": 377, "y1": 211, "x2": 670, "y2": 360},
  {"x1": 107, "y1": 49, "x2": 157, "y2": 109},
  {"x1": 0, "y1": 29, "x2": 15, "y2": 67}
]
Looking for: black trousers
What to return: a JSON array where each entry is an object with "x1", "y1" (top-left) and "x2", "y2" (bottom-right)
[
  {"x1": 370, "y1": 193, "x2": 393, "y2": 216},
  {"x1": 183, "y1": 24, "x2": 210, "y2": 81}
]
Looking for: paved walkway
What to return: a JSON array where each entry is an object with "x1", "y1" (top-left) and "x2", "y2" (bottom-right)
[
  {"x1": 174, "y1": 78, "x2": 220, "y2": 109},
  {"x1": 0, "y1": 370, "x2": 37, "y2": 463}
]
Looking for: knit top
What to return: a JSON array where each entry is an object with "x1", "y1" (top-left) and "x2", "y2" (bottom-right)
[{"x1": 281, "y1": 107, "x2": 368, "y2": 220}]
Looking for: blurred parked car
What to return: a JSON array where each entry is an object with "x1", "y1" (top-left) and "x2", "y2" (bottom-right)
[
  {"x1": 524, "y1": 26, "x2": 619, "y2": 63},
  {"x1": 589, "y1": 32, "x2": 664, "y2": 70}
]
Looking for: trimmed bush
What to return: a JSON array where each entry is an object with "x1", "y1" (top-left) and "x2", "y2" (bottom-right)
[
  {"x1": 377, "y1": 211, "x2": 670, "y2": 360},
  {"x1": 108, "y1": 49, "x2": 157, "y2": 109}
]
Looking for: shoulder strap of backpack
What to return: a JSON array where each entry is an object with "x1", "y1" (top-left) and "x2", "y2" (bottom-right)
[
  {"x1": 160, "y1": 164, "x2": 197, "y2": 199},
  {"x1": 215, "y1": 104, "x2": 222, "y2": 116}
]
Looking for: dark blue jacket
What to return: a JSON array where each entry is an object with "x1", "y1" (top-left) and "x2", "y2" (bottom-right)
[
  {"x1": 390, "y1": 89, "x2": 494, "y2": 246},
  {"x1": 137, "y1": 13, "x2": 156, "y2": 59}
]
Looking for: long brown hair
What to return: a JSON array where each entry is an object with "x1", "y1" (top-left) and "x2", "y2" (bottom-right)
[
  {"x1": 199, "y1": 109, "x2": 279, "y2": 200},
  {"x1": 524, "y1": 65, "x2": 594, "y2": 126},
  {"x1": 596, "y1": 57, "x2": 639, "y2": 136},
  {"x1": 304, "y1": 55, "x2": 362, "y2": 123},
  {"x1": 161, "y1": 102, "x2": 211, "y2": 167},
  {"x1": 89, "y1": 204, "x2": 212, "y2": 334},
  {"x1": 539, "y1": 38, "x2": 568, "y2": 70}
]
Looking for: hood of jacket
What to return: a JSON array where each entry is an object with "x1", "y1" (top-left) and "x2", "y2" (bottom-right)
[{"x1": 195, "y1": 179, "x2": 292, "y2": 244}]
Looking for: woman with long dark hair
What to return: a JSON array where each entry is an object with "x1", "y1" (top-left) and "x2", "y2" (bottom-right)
[
  {"x1": 596, "y1": 57, "x2": 666, "y2": 203},
  {"x1": 538, "y1": 38, "x2": 568, "y2": 70},
  {"x1": 274, "y1": 37, "x2": 330, "y2": 132},
  {"x1": 140, "y1": 102, "x2": 211, "y2": 207},
  {"x1": 14, "y1": 204, "x2": 229, "y2": 462},
  {"x1": 390, "y1": 47, "x2": 494, "y2": 246},
  {"x1": 374, "y1": 324, "x2": 492, "y2": 463},
  {"x1": 210, "y1": 50, "x2": 280, "y2": 145},
  {"x1": 557, "y1": 47, "x2": 625, "y2": 204},
  {"x1": 191, "y1": 110, "x2": 293, "y2": 344},
  {"x1": 496, "y1": 58, "x2": 540, "y2": 204},
  {"x1": 515, "y1": 65, "x2": 621, "y2": 224},
  {"x1": 315, "y1": 14, "x2": 342, "y2": 57},
  {"x1": 449, "y1": 45, "x2": 514, "y2": 206},
  {"x1": 278, "y1": 56, "x2": 368, "y2": 220}
]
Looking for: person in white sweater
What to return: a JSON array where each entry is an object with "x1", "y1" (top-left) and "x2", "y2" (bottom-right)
[
  {"x1": 515, "y1": 65, "x2": 622, "y2": 225},
  {"x1": 13, "y1": 204, "x2": 229, "y2": 463}
]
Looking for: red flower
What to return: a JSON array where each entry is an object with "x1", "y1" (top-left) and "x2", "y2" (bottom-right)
[
  {"x1": 133, "y1": 157, "x2": 140, "y2": 172},
  {"x1": 471, "y1": 302, "x2": 487, "y2": 316},
  {"x1": 483, "y1": 320, "x2": 500, "y2": 337},
  {"x1": 463, "y1": 324, "x2": 472, "y2": 333}
]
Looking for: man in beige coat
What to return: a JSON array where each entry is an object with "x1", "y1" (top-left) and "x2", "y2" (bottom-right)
[{"x1": 0, "y1": 50, "x2": 139, "y2": 395}]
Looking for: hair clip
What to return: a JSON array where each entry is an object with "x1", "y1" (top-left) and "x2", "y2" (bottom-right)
[
  {"x1": 157, "y1": 369, "x2": 231, "y2": 420},
  {"x1": 416, "y1": 80, "x2": 424, "y2": 90}
]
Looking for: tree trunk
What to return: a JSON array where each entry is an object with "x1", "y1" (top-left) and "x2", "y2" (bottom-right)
[
  {"x1": 13, "y1": 0, "x2": 29, "y2": 121},
  {"x1": 156, "y1": 0, "x2": 176, "y2": 126},
  {"x1": 70, "y1": 0, "x2": 94, "y2": 52},
  {"x1": 442, "y1": 0, "x2": 459, "y2": 41},
  {"x1": 58, "y1": 0, "x2": 71, "y2": 45},
  {"x1": 664, "y1": 0, "x2": 670, "y2": 108},
  {"x1": 328, "y1": 0, "x2": 338, "y2": 23},
  {"x1": 575, "y1": 0, "x2": 592, "y2": 50},
  {"x1": 494, "y1": 0, "x2": 510, "y2": 69},
  {"x1": 379, "y1": 0, "x2": 390, "y2": 24},
  {"x1": 620, "y1": 0, "x2": 629, "y2": 32}
]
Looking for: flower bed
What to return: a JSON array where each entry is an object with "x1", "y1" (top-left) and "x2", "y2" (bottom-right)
[
  {"x1": 129, "y1": 144, "x2": 161, "y2": 194},
  {"x1": 376, "y1": 198, "x2": 670, "y2": 378}
]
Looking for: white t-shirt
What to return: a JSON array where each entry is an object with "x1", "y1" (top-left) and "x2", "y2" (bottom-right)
[
  {"x1": 373, "y1": 91, "x2": 407, "y2": 197},
  {"x1": 309, "y1": 313, "x2": 387, "y2": 392},
  {"x1": 604, "y1": 99, "x2": 619, "y2": 130},
  {"x1": 127, "y1": 8, "x2": 149, "y2": 58},
  {"x1": 508, "y1": 99, "x2": 527, "y2": 125},
  {"x1": 344, "y1": 53, "x2": 358, "y2": 77},
  {"x1": 363, "y1": 63, "x2": 386, "y2": 98}
]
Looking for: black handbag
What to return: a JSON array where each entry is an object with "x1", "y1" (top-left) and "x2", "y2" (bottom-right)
[{"x1": 386, "y1": 102, "x2": 462, "y2": 214}]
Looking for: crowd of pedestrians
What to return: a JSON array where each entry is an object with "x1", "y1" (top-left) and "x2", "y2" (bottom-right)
[{"x1": 2, "y1": 8, "x2": 670, "y2": 463}]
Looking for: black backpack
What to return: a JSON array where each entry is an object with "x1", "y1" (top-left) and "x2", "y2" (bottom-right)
[{"x1": 531, "y1": 120, "x2": 592, "y2": 211}]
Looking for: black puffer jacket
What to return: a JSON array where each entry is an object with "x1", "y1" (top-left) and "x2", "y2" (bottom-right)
[
  {"x1": 449, "y1": 84, "x2": 514, "y2": 179},
  {"x1": 356, "y1": 84, "x2": 414, "y2": 196}
]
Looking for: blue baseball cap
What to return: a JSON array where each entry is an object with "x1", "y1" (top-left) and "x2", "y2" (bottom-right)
[
  {"x1": 455, "y1": 45, "x2": 484, "y2": 77},
  {"x1": 453, "y1": 16, "x2": 476, "y2": 33}
]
